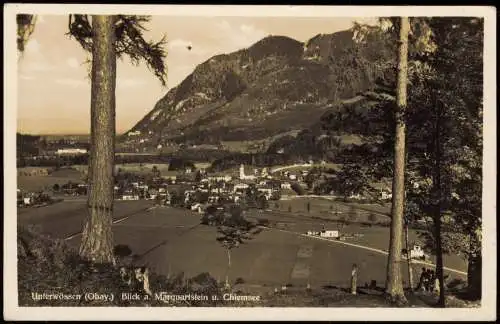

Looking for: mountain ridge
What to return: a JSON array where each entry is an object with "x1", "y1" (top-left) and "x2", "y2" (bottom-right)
[{"x1": 123, "y1": 27, "x2": 394, "y2": 150}]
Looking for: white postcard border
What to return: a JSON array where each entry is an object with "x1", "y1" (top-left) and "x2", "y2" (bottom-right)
[{"x1": 3, "y1": 4, "x2": 497, "y2": 321}]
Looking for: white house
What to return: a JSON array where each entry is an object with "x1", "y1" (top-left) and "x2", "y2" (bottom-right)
[
  {"x1": 234, "y1": 183, "x2": 250, "y2": 192},
  {"x1": 281, "y1": 182, "x2": 292, "y2": 190},
  {"x1": 208, "y1": 175, "x2": 232, "y2": 182},
  {"x1": 349, "y1": 193, "x2": 362, "y2": 200},
  {"x1": 122, "y1": 194, "x2": 139, "y2": 200},
  {"x1": 128, "y1": 130, "x2": 141, "y2": 136},
  {"x1": 409, "y1": 244, "x2": 428, "y2": 260},
  {"x1": 320, "y1": 230, "x2": 339, "y2": 238},
  {"x1": 381, "y1": 190, "x2": 392, "y2": 200},
  {"x1": 257, "y1": 188, "x2": 273, "y2": 199},
  {"x1": 56, "y1": 148, "x2": 88, "y2": 155}
]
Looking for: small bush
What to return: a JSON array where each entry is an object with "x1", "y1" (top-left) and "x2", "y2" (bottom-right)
[
  {"x1": 257, "y1": 218, "x2": 270, "y2": 226},
  {"x1": 113, "y1": 244, "x2": 132, "y2": 258}
]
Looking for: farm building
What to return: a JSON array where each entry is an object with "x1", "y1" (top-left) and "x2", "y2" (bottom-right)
[
  {"x1": 320, "y1": 230, "x2": 339, "y2": 238},
  {"x1": 56, "y1": 148, "x2": 88, "y2": 155},
  {"x1": 122, "y1": 194, "x2": 140, "y2": 200},
  {"x1": 307, "y1": 230, "x2": 339, "y2": 238}
]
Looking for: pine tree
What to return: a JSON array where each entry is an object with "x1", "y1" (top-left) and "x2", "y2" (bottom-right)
[
  {"x1": 17, "y1": 14, "x2": 168, "y2": 264},
  {"x1": 385, "y1": 16, "x2": 409, "y2": 304}
]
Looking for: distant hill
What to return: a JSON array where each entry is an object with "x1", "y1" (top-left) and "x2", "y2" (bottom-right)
[{"x1": 124, "y1": 27, "x2": 395, "y2": 150}]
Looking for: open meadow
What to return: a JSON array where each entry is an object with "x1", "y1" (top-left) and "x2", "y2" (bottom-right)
[
  {"x1": 19, "y1": 198, "x2": 467, "y2": 292},
  {"x1": 273, "y1": 196, "x2": 391, "y2": 221},
  {"x1": 17, "y1": 167, "x2": 85, "y2": 192}
]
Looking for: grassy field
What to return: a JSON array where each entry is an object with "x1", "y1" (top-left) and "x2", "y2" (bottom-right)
[
  {"x1": 249, "y1": 205, "x2": 467, "y2": 273},
  {"x1": 115, "y1": 162, "x2": 208, "y2": 175},
  {"x1": 115, "y1": 163, "x2": 173, "y2": 175},
  {"x1": 17, "y1": 167, "x2": 85, "y2": 192},
  {"x1": 270, "y1": 163, "x2": 342, "y2": 173},
  {"x1": 18, "y1": 223, "x2": 476, "y2": 308},
  {"x1": 18, "y1": 199, "x2": 474, "y2": 308},
  {"x1": 18, "y1": 200, "x2": 154, "y2": 239},
  {"x1": 272, "y1": 197, "x2": 391, "y2": 221},
  {"x1": 220, "y1": 130, "x2": 303, "y2": 153},
  {"x1": 130, "y1": 206, "x2": 467, "y2": 290}
]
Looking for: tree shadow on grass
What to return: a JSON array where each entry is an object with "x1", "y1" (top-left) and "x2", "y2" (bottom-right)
[{"x1": 322, "y1": 284, "x2": 339, "y2": 290}]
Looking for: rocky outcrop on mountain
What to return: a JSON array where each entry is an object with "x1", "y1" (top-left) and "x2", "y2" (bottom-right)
[{"x1": 126, "y1": 28, "x2": 394, "y2": 147}]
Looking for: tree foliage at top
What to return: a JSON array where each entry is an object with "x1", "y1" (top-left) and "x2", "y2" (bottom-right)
[
  {"x1": 17, "y1": 14, "x2": 168, "y2": 86},
  {"x1": 17, "y1": 14, "x2": 37, "y2": 53}
]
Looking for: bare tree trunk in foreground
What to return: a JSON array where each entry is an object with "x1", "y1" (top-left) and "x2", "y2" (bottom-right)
[
  {"x1": 79, "y1": 15, "x2": 117, "y2": 264},
  {"x1": 385, "y1": 16, "x2": 409, "y2": 304}
]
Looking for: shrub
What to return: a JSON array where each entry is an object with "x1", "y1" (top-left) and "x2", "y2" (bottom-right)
[
  {"x1": 256, "y1": 194, "x2": 269, "y2": 210},
  {"x1": 168, "y1": 157, "x2": 195, "y2": 171},
  {"x1": 290, "y1": 182, "x2": 306, "y2": 196},
  {"x1": 257, "y1": 218, "x2": 270, "y2": 226}
]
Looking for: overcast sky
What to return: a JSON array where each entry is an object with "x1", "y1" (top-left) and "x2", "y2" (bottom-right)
[{"x1": 17, "y1": 15, "x2": 376, "y2": 135}]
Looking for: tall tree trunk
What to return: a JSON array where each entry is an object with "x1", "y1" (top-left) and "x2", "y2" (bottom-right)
[
  {"x1": 385, "y1": 16, "x2": 409, "y2": 304},
  {"x1": 467, "y1": 236, "x2": 481, "y2": 300},
  {"x1": 79, "y1": 15, "x2": 117, "y2": 265},
  {"x1": 434, "y1": 101, "x2": 445, "y2": 307}
]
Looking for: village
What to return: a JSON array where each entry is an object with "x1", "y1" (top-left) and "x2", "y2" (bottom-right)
[
  {"x1": 17, "y1": 163, "x2": 289, "y2": 208},
  {"x1": 100, "y1": 163, "x2": 292, "y2": 212},
  {"x1": 17, "y1": 158, "x2": 396, "y2": 211}
]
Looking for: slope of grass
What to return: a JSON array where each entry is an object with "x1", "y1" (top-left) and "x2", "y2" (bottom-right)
[{"x1": 18, "y1": 225, "x2": 229, "y2": 307}]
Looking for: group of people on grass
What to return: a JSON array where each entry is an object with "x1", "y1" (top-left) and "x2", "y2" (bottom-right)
[{"x1": 417, "y1": 267, "x2": 440, "y2": 293}]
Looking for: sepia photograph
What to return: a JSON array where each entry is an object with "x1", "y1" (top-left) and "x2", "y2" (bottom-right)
[{"x1": 3, "y1": 4, "x2": 496, "y2": 321}]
